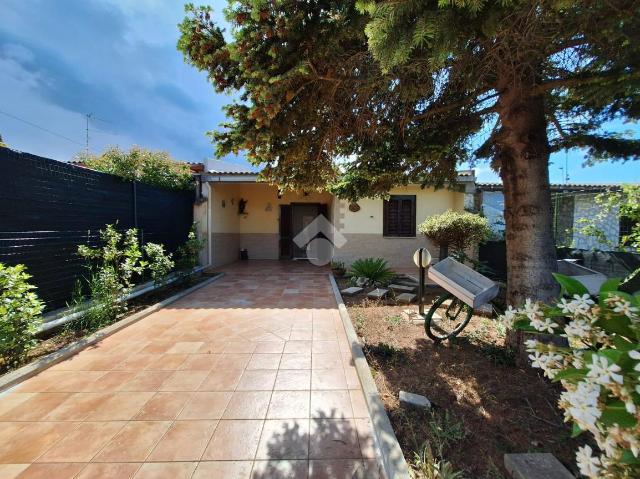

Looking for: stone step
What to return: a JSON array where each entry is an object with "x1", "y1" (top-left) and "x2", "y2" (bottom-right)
[
  {"x1": 389, "y1": 283, "x2": 416, "y2": 293},
  {"x1": 504, "y1": 453, "x2": 573, "y2": 479},
  {"x1": 399, "y1": 391, "x2": 432, "y2": 410},
  {"x1": 396, "y1": 293, "x2": 416, "y2": 304},
  {"x1": 367, "y1": 288, "x2": 388, "y2": 300},
  {"x1": 340, "y1": 286, "x2": 363, "y2": 296}
]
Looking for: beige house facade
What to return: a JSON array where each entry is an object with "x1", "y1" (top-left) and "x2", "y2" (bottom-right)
[{"x1": 195, "y1": 164, "x2": 475, "y2": 269}]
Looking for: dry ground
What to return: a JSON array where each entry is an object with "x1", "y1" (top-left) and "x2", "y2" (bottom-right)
[{"x1": 337, "y1": 277, "x2": 584, "y2": 478}]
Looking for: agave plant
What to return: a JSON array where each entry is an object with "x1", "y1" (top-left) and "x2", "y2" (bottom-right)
[{"x1": 348, "y1": 257, "x2": 394, "y2": 286}]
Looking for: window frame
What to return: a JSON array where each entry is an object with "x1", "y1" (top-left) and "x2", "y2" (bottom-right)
[{"x1": 383, "y1": 195, "x2": 417, "y2": 238}]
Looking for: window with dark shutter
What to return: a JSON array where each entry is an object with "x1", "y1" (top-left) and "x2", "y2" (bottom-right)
[{"x1": 383, "y1": 195, "x2": 416, "y2": 237}]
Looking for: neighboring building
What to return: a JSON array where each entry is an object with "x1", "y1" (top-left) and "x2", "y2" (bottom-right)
[
  {"x1": 477, "y1": 183, "x2": 629, "y2": 250},
  {"x1": 195, "y1": 161, "x2": 476, "y2": 268}
]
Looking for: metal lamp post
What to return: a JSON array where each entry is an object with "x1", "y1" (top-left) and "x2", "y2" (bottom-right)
[{"x1": 413, "y1": 248, "x2": 432, "y2": 316}]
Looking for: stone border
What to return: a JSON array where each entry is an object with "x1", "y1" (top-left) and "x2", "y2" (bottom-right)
[
  {"x1": 0, "y1": 273, "x2": 225, "y2": 393},
  {"x1": 328, "y1": 274, "x2": 411, "y2": 479}
]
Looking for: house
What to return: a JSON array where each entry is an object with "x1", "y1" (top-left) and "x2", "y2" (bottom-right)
[
  {"x1": 194, "y1": 161, "x2": 476, "y2": 268},
  {"x1": 477, "y1": 182, "x2": 631, "y2": 250}
]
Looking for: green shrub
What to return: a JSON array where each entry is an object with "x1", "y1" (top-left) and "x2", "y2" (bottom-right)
[
  {"x1": 76, "y1": 224, "x2": 145, "y2": 329},
  {"x1": 82, "y1": 146, "x2": 194, "y2": 191},
  {"x1": 144, "y1": 243, "x2": 175, "y2": 286},
  {"x1": 348, "y1": 257, "x2": 394, "y2": 286},
  {"x1": 418, "y1": 210, "x2": 490, "y2": 252},
  {"x1": 0, "y1": 263, "x2": 43, "y2": 368},
  {"x1": 176, "y1": 223, "x2": 205, "y2": 270}
]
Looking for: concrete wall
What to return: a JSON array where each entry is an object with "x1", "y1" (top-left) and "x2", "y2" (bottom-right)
[{"x1": 331, "y1": 185, "x2": 464, "y2": 268}]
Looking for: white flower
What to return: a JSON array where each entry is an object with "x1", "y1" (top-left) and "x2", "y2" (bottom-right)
[
  {"x1": 572, "y1": 350, "x2": 585, "y2": 368},
  {"x1": 529, "y1": 352, "x2": 545, "y2": 369},
  {"x1": 530, "y1": 316, "x2": 559, "y2": 334},
  {"x1": 558, "y1": 297, "x2": 576, "y2": 315},
  {"x1": 612, "y1": 299, "x2": 639, "y2": 318},
  {"x1": 500, "y1": 306, "x2": 518, "y2": 327},
  {"x1": 523, "y1": 299, "x2": 543, "y2": 319},
  {"x1": 571, "y1": 294, "x2": 595, "y2": 314},
  {"x1": 596, "y1": 432, "x2": 618, "y2": 459},
  {"x1": 561, "y1": 381, "x2": 601, "y2": 431},
  {"x1": 576, "y1": 445, "x2": 602, "y2": 478},
  {"x1": 587, "y1": 355, "x2": 623, "y2": 386},
  {"x1": 564, "y1": 318, "x2": 592, "y2": 340},
  {"x1": 629, "y1": 350, "x2": 640, "y2": 372},
  {"x1": 525, "y1": 339, "x2": 539, "y2": 352}
]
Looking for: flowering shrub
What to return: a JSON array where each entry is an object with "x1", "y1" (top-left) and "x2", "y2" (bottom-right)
[
  {"x1": 501, "y1": 274, "x2": 640, "y2": 478},
  {"x1": 143, "y1": 243, "x2": 175, "y2": 286}
]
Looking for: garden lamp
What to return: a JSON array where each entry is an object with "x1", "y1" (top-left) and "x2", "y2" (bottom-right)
[{"x1": 413, "y1": 248, "x2": 432, "y2": 316}]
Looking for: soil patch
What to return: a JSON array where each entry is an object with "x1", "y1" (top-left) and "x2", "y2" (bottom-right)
[{"x1": 336, "y1": 276, "x2": 583, "y2": 478}]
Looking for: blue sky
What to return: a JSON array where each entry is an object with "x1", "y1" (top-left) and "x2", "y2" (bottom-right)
[{"x1": 0, "y1": 1, "x2": 637, "y2": 184}]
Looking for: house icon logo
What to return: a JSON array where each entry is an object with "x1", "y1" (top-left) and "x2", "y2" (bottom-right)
[{"x1": 293, "y1": 214, "x2": 346, "y2": 266}]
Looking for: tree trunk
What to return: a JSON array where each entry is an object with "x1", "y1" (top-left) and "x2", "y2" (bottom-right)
[{"x1": 496, "y1": 86, "x2": 558, "y2": 307}]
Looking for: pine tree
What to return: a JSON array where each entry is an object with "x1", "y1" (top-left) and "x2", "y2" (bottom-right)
[{"x1": 178, "y1": 0, "x2": 640, "y2": 304}]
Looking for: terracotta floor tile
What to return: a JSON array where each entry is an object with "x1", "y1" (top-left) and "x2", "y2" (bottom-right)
[
  {"x1": 354, "y1": 418, "x2": 377, "y2": 459},
  {"x1": 196, "y1": 341, "x2": 227, "y2": 354},
  {"x1": 0, "y1": 464, "x2": 29, "y2": 479},
  {"x1": 85, "y1": 392, "x2": 154, "y2": 420},
  {"x1": 0, "y1": 422, "x2": 26, "y2": 444},
  {"x1": 133, "y1": 462, "x2": 197, "y2": 479},
  {"x1": 192, "y1": 461, "x2": 253, "y2": 479},
  {"x1": 177, "y1": 354, "x2": 218, "y2": 371},
  {"x1": 256, "y1": 419, "x2": 310, "y2": 460},
  {"x1": 92, "y1": 421, "x2": 171, "y2": 462},
  {"x1": 223, "y1": 391, "x2": 271, "y2": 419},
  {"x1": 0, "y1": 393, "x2": 36, "y2": 416},
  {"x1": 199, "y1": 369, "x2": 244, "y2": 391},
  {"x1": 44, "y1": 393, "x2": 111, "y2": 421},
  {"x1": 223, "y1": 341, "x2": 257, "y2": 353},
  {"x1": 310, "y1": 390, "x2": 353, "y2": 420},
  {"x1": 283, "y1": 341, "x2": 312, "y2": 354},
  {"x1": 289, "y1": 330, "x2": 313, "y2": 341},
  {"x1": 236, "y1": 370, "x2": 277, "y2": 391},
  {"x1": 119, "y1": 371, "x2": 174, "y2": 392},
  {"x1": 267, "y1": 391, "x2": 310, "y2": 419},
  {"x1": 201, "y1": 419, "x2": 264, "y2": 460},
  {"x1": 134, "y1": 392, "x2": 192, "y2": 420},
  {"x1": 251, "y1": 460, "x2": 309, "y2": 479},
  {"x1": 308, "y1": 459, "x2": 367, "y2": 479},
  {"x1": 254, "y1": 342, "x2": 285, "y2": 354},
  {"x1": 12, "y1": 372, "x2": 68, "y2": 393},
  {"x1": 279, "y1": 354, "x2": 311, "y2": 370},
  {"x1": 166, "y1": 342, "x2": 205, "y2": 354},
  {"x1": 81, "y1": 371, "x2": 136, "y2": 392},
  {"x1": 311, "y1": 341, "x2": 340, "y2": 354},
  {"x1": 311, "y1": 369, "x2": 347, "y2": 390},
  {"x1": 114, "y1": 354, "x2": 157, "y2": 371},
  {"x1": 247, "y1": 354, "x2": 282, "y2": 370},
  {"x1": 309, "y1": 419, "x2": 361, "y2": 459},
  {"x1": 344, "y1": 367, "x2": 360, "y2": 390},
  {"x1": 311, "y1": 353, "x2": 343, "y2": 370},
  {"x1": 138, "y1": 341, "x2": 174, "y2": 354},
  {"x1": 15, "y1": 463, "x2": 85, "y2": 479},
  {"x1": 159, "y1": 370, "x2": 208, "y2": 391},
  {"x1": 148, "y1": 420, "x2": 217, "y2": 461},
  {"x1": 215, "y1": 353, "x2": 252, "y2": 369},
  {"x1": 274, "y1": 370, "x2": 311, "y2": 391},
  {"x1": 349, "y1": 390, "x2": 369, "y2": 418},
  {"x1": 74, "y1": 463, "x2": 140, "y2": 479},
  {"x1": 0, "y1": 393, "x2": 72, "y2": 421},
  {"x1": 37, "y1": 421, "x2": 125, "y2": 462},
  {"x1": 178, "y1": 392, "x2": 232, "y2": 420},
  {"x1": 0, "y1": 421, "x2": 78, "y2": 463},
  {"x1": 144, "y1": 354, "x2": 188, "y2": 370}
]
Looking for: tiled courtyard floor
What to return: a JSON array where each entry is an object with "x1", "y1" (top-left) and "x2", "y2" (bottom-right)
[{"x1": 0, "y1": 261, "x2": 383, "y2": 479}]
